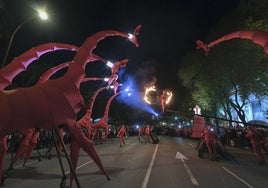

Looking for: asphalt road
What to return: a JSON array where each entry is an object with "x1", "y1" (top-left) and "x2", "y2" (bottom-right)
[{"x1": 1, "y1": 136, "x2": 268, "y2": 188}]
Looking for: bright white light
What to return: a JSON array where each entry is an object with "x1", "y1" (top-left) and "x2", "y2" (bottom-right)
[
  {"x1": 106, "y1": 61, "x2": 113, "y2": 68},
  {"x1": 104, "y1": 77, "x2": 109, "y2": 82},
  {"x1": 127, "y1": 93, "x2": 131, "y2": 96},
  {"x1": 38, "y1": 10, "x2": 48, "y2": 20},
  {"x1": 110, "y1": 85, "x2": 114, "y2": 89},
  {"x1": 128, "y1": 33, "x2": 134, "y2": 39},
  {"x1": 125, "y1": 88, "x2": 129, "y2": 92}
]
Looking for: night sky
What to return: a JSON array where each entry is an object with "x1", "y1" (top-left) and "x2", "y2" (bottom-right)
[{"x1": 2, "y1": 0, "x2": 239, "y2": 109}]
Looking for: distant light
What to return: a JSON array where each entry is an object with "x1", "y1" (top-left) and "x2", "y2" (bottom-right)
[
  {"x1": 127, "y1": 93, "x2": 131, "y2": 96},
  {"x1": 128, "y1": 33, "x2": 134, "y2": 39},
  {"x1": 104, "y1": 77, "x2": 109, "y2": 82},
  {"x1": 106, "y1": 61, "x2": 113, "y2": 68},
  {"x1": 93, "y1": 118, "x2": 100, "y2": 122},
  {"x1": 136, "y1": 125, "x2": 139, "y2": 129},
  {"x1": 125, "y1": 88, "x2": 130, "y2": 92},
  {"x1": 38, "y1": 10, "x2": 48, "y2": 20}
]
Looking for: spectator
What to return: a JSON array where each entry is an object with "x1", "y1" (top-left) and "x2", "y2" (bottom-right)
[{"x1": 246, "y1": 126, "x2": 265, "y2": 165}]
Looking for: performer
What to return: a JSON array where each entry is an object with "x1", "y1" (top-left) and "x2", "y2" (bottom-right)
[
  {"x1": 203, "y1": 126, "x2": 218, "y2": 160},
  {"x1": 23, "y1": 129, "x2": 42, "y2": 166},
  {"x1": 117, "y1": 124, "x2": 127, "y2": 147},
  {"x1": 8, "y1": 129, "x2": 34, "y2": 170},
  {"x1": 138, "y1": 126, "x2": 144, "y2": 143},
  {"x1": 245, "y1": 126, "x2": 265, "y2": 165},
  {"x1": 161, "y1": 90, "x2": 167, "y2": 113},
  {"x1": 145, "y1": 125, "x2": 151, "y2": 143}
]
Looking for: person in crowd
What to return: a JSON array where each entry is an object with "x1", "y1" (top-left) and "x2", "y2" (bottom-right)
[
  {"x1": 145, "y1": 125, "x2": 151, "y2": 143},
  {"x1": 8, "y1": 129, "x2": 34, "y2": 170},
  {"x1": 23, "y1": 129, "x2": 42, "y2": 166},
  {"x1": 245, "y1": 126, "x2": 265, "y2": 165},
  {"x1": 138, "y1": 126, "x2": 144, "y2": 143},
  {"x1": 117, "y1": 124, "x2": 127, "y2": 147}
]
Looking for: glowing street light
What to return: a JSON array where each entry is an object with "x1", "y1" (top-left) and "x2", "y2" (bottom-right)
[{"x1": 1, "y1": 10, "x2": 48, "y2": 68}]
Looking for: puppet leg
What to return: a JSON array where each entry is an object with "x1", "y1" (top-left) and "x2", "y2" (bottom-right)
[
  {"x1": 68, "y1": 124, "x2": 110, "y2": 180},
  {"x1": 69, "y1": 139, "x2": 81, "y2": 188}
]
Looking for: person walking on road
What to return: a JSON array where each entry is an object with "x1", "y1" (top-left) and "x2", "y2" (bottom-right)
[
  {"x1": 138, "y1": 126, "x2": 144, "y2": 143},
  {"x1": 117, "y1": 124, "x2": 127, "y2": 147},
  {"x1": 145, "y1": 125, "x2": 151, "y2": 143}
]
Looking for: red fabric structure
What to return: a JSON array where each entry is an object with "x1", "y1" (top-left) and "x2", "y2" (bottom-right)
[
  {"x1": 0, "y1": 43, "x2": 78, "y2": 90},
  {"x1": 0, "y1": 25, "x2": 141, "y2": 185},
  {"x1": 69, "y1": 90, "x2": 123, "y2": 187},
  {"x1": 196, "y1": 30, "x2": 268, "y2": 56},
  {"x1": 191, "y1": 116, "x2": 205, "y2": 138}
]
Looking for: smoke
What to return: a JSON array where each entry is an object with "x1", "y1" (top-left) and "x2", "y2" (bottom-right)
[{"x1": 116, "y1": 73, "x2": 158, "y2": 116}]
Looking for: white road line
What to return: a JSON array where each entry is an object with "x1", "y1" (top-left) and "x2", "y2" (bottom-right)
[
  {"x1": 222, "y1": 166, "x2": 254, "y2": 188},
  {"x1": 181, "y1": 159, "x2": 199, "y2": 186},
  {"x1": 141, "y1": 144, "x2": 159, "y2": 188},
  {"x1": 65, "y1": 160, "x2": 93, "y2": 175}
]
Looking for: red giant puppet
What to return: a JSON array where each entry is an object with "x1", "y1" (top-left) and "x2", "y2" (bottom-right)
[
  {"x1": 0, "y1": 25, "x2": 141, "y2": 186},
  {"x1": 69, "y1": 88, "x2": 125, "y2": 187}
]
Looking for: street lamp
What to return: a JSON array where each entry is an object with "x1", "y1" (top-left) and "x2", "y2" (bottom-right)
[{"x1": 1, "y1": 10, "x2": 48, "y2": 68}]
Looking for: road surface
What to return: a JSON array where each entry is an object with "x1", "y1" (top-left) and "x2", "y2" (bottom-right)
[{"x1": 2, "y1": 136, "x2": 268, "y2": 188}]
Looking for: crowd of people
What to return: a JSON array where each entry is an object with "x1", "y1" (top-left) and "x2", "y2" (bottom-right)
[{"x1": 5, "y1": 121, "x2": 268, "y2": 167}]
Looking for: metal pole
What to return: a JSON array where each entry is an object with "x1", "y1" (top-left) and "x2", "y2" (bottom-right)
[{"x1": 1, "y1": 16, "x2": 35, "y2": 68}]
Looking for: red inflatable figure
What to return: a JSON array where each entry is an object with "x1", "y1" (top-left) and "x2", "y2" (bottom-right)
[
  {"x1": 111, "y1": 59, "x2": 128, "y2": 75},
  {"x1": 117, "y1": 124, "x2": 127, "y2": 147},
  {"x1": 0, "y1": 25, "x2": 141, "y2": 185},
  {"x1": 246, "y1": 126, "x2": 266, "y2": 165},
  {"x1": 91, "y1": 90, "x2": 124, "y2": 141},
  {"x1": 69, "y1": 83, "x2": 124, "y2": 187},
  {"x1": 0, "y1": 43, "x2": 78, "y2": 90},
  {"x1": 196, "y1": 30, "x2": 268, "y2": 56}
]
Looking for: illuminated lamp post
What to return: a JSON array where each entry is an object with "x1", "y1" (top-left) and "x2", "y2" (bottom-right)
[{"x1": 1, "y1": 10, "x2": 48, "y2": 68}]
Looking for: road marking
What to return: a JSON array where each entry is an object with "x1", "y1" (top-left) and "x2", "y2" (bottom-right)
[
  {"x1": 176, "y1": 152, "x2": 199, "y2": 186},
  {"x1": 222, "y1": 166, "x2": 254, "y2": 188},
  {"x1": 141, "y1": 144, "x2": 159, "y2": 188},
  {"x1": 65, "y1": 160, "x2": 93, "y2": 175},
  {"x1": 176, "y1": 152, "x2": 189, "y2": 160}
]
